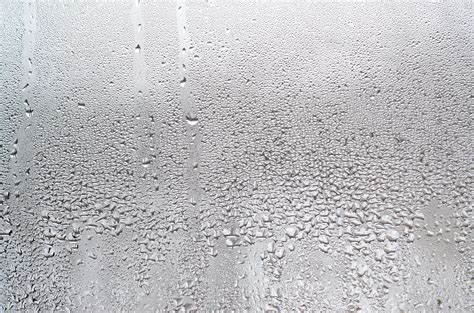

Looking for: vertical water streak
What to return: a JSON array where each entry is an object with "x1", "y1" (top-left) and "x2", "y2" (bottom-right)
[
  {"x1": 131, "y1": 0, "x2": 149, "y2": 168},
  {"x1": 3, "y1": 1, "x2": 37, "y2": 310},
  {"x1": 177, "y1": 0, "x2": 200, "y2": 213},
  {"x1": 9, "y1": 0, "x2": 37, "y2": 199},
  {"x1": 131, "y1": 0, "x2": 153, "y2": 296},
  {"x1": 175, "y1": 1, "x2": 202, "y2": 310},
  {"x1": 22, "y1": 0, "x2": 36, "y2": 120}
]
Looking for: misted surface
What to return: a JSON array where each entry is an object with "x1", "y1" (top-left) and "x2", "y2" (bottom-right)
[{"x1": 1, "y1": 0, "x2": 472, "y2": 311}]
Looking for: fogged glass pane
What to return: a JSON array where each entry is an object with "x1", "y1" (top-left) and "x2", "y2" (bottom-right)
[{"x1": 1, "y1": 0, "x2": 472, "y2": 311}]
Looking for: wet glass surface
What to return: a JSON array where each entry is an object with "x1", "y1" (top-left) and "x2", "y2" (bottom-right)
[{"x1": 1, "y1": 0, "x2": 472, "y2": 311}]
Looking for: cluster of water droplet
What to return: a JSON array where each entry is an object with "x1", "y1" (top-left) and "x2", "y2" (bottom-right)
[{"x1": 1, "y1": 1, "x2": 472, "y2": 312}]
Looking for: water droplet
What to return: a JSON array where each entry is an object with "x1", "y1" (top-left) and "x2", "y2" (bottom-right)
[
  {"x1": 186, "y1": 113, "x2": 198, "y2": 126},
  {"x1": 180, "y1": 76, "x2": 187, "y2": 87}
]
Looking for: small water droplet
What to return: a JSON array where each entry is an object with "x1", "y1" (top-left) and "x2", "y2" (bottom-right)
[
  {"x1": 25, "y1": 107, "x2": 33, "y2": 117},
  {"x1": 186, "y1": 113, "x2": 198, "y2": 126},
  {"x1": 180, "y1": 77, "x2": 187, "y2": 87}
]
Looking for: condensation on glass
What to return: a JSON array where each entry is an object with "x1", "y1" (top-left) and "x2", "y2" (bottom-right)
[{"x1": 1, "y1": 0, "x2": 472, "y2": 311}]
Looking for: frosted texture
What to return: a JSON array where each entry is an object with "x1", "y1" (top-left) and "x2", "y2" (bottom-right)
[{"x1": 1, "y1": 0, "x2": 472, "y2": 311}]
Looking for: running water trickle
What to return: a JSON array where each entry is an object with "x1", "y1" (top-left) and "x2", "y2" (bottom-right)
[
  {"x1": 2, "y1": 1, "x2": 37, "y2": 309},
  {"x1": 177, "y1": 0, "x2": 201, "y2": 212},
  {"x1": 130, "y1": 0, "x2": 155, "y2": 297},
  {"x1": 12, "y1": 0, "x2": 37, "y2": 191},
  {"x1": 175, "y1": 1, "x2": 202, "y2": 310},
  {"x1": 131, "y1": 0, "x2": 149, "y2": 166},
  {"x1": 22, "y1": 1, "x2": 36, "y2": 119}
]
